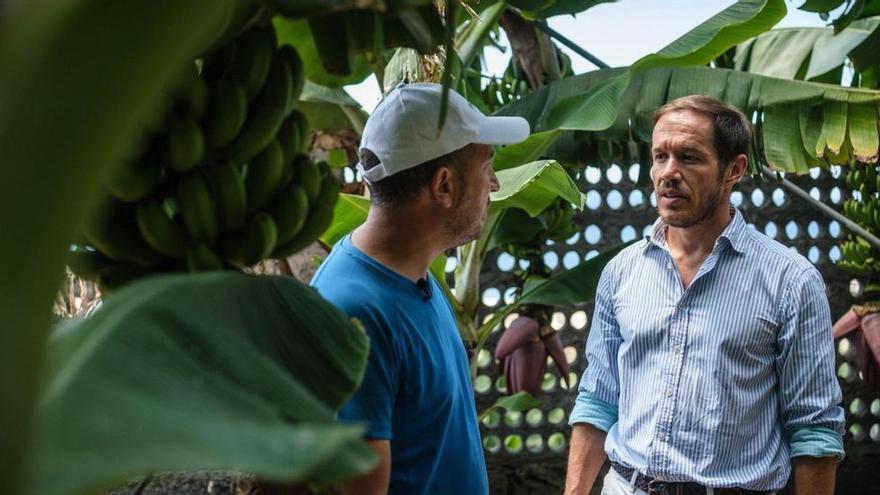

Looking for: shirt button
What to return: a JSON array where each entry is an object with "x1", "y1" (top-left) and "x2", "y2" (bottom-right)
[
  {"x1": 658, "y1": 432, "x2": 667, "y2": 441},
  {"x1": 673, "y1": 345, "x2": 682, "y2": 354},
  {"x1": 666, "y1": 262, "x2": 672, "y2": 270},
  {"x1": 665, "y1": 388, "x2": 673, "y2": 397}
]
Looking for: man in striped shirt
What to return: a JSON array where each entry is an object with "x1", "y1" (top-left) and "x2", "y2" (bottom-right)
[{"x1": 565, "y1": 95, "x2": 845, "y2": 495}]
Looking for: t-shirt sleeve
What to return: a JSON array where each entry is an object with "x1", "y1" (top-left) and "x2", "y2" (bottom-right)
[{"x1": 337, "y1": 306, "x2": 400, "y2": 440}]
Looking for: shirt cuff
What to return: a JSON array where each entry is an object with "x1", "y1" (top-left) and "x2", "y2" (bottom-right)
[
  {"x1": 569, "y1": 390, "x2": 618, "y2": 432},
  {"x1": 788, "y1": 426, "x2": 845, "y2": 461}
]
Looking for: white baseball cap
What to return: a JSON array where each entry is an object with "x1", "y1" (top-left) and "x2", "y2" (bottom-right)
[{"x1": 356, "y1": 83, "x2": 530, "y2": 182}]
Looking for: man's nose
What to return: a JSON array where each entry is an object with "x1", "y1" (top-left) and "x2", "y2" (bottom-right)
[
  {"x1": 489, "y1": 168, "x2": 500, "y2": 193},
  {"x1": 655, "y1": 159, "x2": 683, "y2": 183}
]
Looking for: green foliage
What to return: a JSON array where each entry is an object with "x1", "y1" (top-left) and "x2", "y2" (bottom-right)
[{"x1": 24, "y1": 273, "x2": 374, "y2": 495}]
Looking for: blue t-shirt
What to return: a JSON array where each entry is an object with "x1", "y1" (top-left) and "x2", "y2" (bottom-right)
[{"x1": 311, "y1": 235, "x2": 488, "y2": 495}]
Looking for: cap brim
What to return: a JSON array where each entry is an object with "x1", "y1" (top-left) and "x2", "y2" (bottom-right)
[{"x1": 473, "y1": 116, "x2": 531, "y2": 145}]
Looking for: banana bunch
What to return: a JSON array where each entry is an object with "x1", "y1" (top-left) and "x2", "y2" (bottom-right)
[
  {"x1": 73, "y1": 24, "x2": 339, "y2": 290},
  {"x1": 838, "y1": 236, "x2": 879, "y2": 274},
  {"x1": 541, "y1": 198, "x2": 578, "y2": 243},
  {"x1": 845, "y1": 164, "x2": 879, "y2": 200}
]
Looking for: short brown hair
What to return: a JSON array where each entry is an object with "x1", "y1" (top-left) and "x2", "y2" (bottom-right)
[
  {"x1": 360, "y1": 147, "x2": 466, "y2": 208},
  {"x1": 653, "y1": 95, "x2": 751, "y2": 168}
]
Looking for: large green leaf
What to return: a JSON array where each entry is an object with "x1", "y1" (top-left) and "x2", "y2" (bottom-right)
[
  {"x1": 274, "y1": 17, "x2": 373, "y2": 87},
  {"x1": 545, "y1": 0, "x2": 787, "y2": 130},
  {"x1": 24, "y1": 272, "x2": 374, "y2": 495},
  {"x1": 490, "y1": 160, "x2": 585, "y2": 216},
  {"x1": 299, "y1": 80, "x2": 368, "y2": 133},
  {"x1": 486, "y1": 207, "x2": 547, "y2": 253},
  {"x1": 0, "y1": 1, "x2": 241, "y2": 490},
  {"x1": 499, "y1": 65, "x2": 880, "y2": 173},
  {"x1": 493, "y1": 129, "x2": 563, "y2": 171},
  {"x1": 455, "y1": 1, "x2": 507, "y2": 71},
  {"x1": 733, "y1": 21, "x2": 880, "y2": 82},
  {"x1": 320, "y1": 193, "x2": 371, "y2": 247}
]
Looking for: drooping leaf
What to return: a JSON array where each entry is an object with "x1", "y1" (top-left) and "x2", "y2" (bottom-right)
[
  {"x1": 848, "y1": 102, "x2": 879, "y2": 162},
  {"x1": 0, "y1": 1, "x2": 241, "y2": 490},
  {"x1": 24, "y1": 273, "x2": 375, "y2": 495},
  {"x1": 383, "y1": 47, "x2": 425, "y2": 92},
  {"x1": 530, "y1": 0, "x2": 618, "y2": 18},
  {"x1": 763, "y1": 104, "x2": 813, "y2": 173},
  {"x1": 493, "y1": 129, "x2": 564, "y2": 171},
  {"x1": 490, "y1": 160, "x2": 585, "y2": 216},
  {"x1": 320, "y1": 193, "x2": 370, "y2": 247},
  {"x1": 499, "y1": 65, "x2": 880, "y2": 173}
]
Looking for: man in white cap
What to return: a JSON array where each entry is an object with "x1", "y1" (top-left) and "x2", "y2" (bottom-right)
[{"x1": 311, "y1": 83, "x2": 530, "y2": 495}]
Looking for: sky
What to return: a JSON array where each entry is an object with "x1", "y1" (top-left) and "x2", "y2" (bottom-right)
[{"x1": 345, "y1": 0, "x2": 831, "y2": 112}]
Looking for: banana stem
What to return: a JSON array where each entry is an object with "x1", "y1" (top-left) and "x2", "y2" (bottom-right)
[{"x1": 760, "y1": 165, "x2": 880, "y2": 251}]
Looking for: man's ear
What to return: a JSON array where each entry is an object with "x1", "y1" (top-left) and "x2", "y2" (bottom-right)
[
  {"x1": 430, "y1": 166, "x2": 456, "y2": 209},
  {"x1": 725, "y1": 154, "x2": 748, "y2": 187}
]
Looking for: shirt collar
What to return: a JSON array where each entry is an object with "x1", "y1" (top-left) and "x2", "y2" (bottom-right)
[{"x1": 643, "y1": 207, "x2": 749, "y2": 255}]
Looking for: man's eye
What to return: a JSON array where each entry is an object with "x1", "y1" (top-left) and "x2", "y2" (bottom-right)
[{"x1": 654, "y1": 153, "x2": 666, "y2": 161}]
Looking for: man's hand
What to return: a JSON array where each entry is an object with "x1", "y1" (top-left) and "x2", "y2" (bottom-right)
[
  {"x1": 565, "y1": 423, "x2": 608, "y2": 495},
  {"x1": 793, "y1": 456, "x2": 836, "y2": 495},
  {"x1": 339, "y1": 439, "x2": 391, "y2": 495}
]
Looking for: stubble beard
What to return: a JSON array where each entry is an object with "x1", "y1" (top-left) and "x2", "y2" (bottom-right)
[{"x1": 659, "y1": 176, "x2": 726, "y2": 228}]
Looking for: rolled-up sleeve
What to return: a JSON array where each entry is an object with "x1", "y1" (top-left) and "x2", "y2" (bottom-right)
[
  {"x1": 569, "y1": 264, "x2": 622, "y2": 432},
  {"x1": 776, "y1": 267, "x2": 845, "y2": 459}
]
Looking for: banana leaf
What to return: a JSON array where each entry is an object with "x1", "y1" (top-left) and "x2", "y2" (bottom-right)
[
  {"x1": 299, "y1": 80, "x2": 368, "y2": 133},
  {"x1": 383, "y1": 48, "x2": 426, "y2": 92},
  {"x1": 733, "y1": 19, "x2": 880, "y2": 82},
  {"x1": 498, "y1": 65, "x2": 880, "y2": 173},
  {"x1": 320, "y1": 193, "x2": 371, "y2": 248},
  {"x1": 0, "y1": 1, "x2": 242, "y2": 491},
  {"x1": 545, "y1": 0, "x2": 787, "y2": 130},
  {"x1": 490, "y1": 160, "x2": 585, "y2": 216},
  {"x1": 493, "y1": 130, "x2": 563, "y2": 171},
  {"x1": 23, "y1": 272, "x2": 375, "y2": 495}
]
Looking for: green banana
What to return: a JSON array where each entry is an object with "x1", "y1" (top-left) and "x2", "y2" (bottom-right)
[
  {"x1": 186, "y1": 243, "x2": 224, "y2": 272},
  {"x1": 308, "y1": 14, "x2": 351, "y2": 76},
  {"x1": 165, "y1": 109, "x2": 204, "y2": 171},
  {"x1": 207, "y1": 160, "x2": 247, "y2": 232},
  {"x1": 230, "y1": 25, "x2": 276, "y2": 98},
  {"x1": 273, "y1": 202, "x2": 334, "y2": 258},
  {"x1": 277, "y1": 44, "x2": 305, "y2": 113},
  {"x1": 203, "y1": 78, "x2": 248, "y2": 148},
  {"x1": 295, "y1": 156, "x2": 323, "y2": 202},
  {"x1": 219, "y1": 212, "x2": 278, "y2": 267},
  {"x1": 276, "y1": 112, "x2": 308, "y2": 165},
  {"x1": 107, "y1": 153, "x2": 163, "y2": 202},
  {"x1": 227, "y1": 89, "x2": 286, "y2": 164},
  {"x1": 266, "y1": 183, "x2": 310, "y2": 245},
  {"x1": 317, "y1": 173, "x2": 340, "y2": 208},
  {"x1": 275, "y1": 112, "x2": 302, "y2": 165},
  {"x1": 260, "y1": 56, "x2": 293, "y2": 117},
  {"x1": 245, "y1": 140, "x2": 284, "y2": 214},
  {"x1": 135, "y1": 199, "x2": 188, "y2": 259},
  {"x1": 202, "y1": 42, "x2": 236, "y2": 82},
  {"x1": 83, "y1": 200, "x2": 169, "y2": 267},
  {"x1": 177, "y1": 172, "x2": 219, "y2": 243},
  {"x1": 181, "y1": 69, "x2": 209, "y2": 118}
]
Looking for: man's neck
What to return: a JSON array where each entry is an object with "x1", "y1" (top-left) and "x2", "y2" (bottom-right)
[
  {"x1": 351, "y1": 207, "x2": 447, "y2": 282},
  {"x1": 665, "y1": 206, "x2": 734, "y2": 262}
]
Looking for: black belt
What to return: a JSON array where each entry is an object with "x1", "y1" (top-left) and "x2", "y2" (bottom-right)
[{"x1": 610, "y1": 462, "x2": 774, "y2": 495}]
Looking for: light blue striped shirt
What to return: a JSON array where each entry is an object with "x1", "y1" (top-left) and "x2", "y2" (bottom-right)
[{"x1": 570, "y1": 209, "x2": 845, "y2": 490}]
